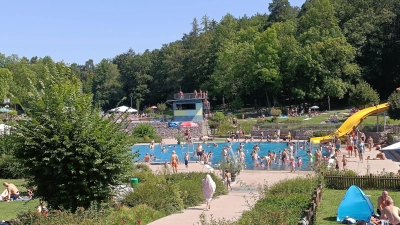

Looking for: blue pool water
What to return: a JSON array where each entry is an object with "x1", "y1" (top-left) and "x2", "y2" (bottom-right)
[{"x1": 133, "y1": 141, "x2": 332, "y2": 171}]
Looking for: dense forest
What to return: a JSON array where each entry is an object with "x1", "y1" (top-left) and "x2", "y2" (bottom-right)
[{"x1": 0, "y1": 0, "x2": 399, "y2": 112}]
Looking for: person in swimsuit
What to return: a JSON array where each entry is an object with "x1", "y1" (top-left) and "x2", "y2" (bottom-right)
[
  {"x1": 171, "y1": 151, "x2": 179, "y2": 173},
  {"x1": 3, "y1": 182, "x2": 20, "y2": 202},
  {"x1": 382, "y1": 199, "x2": 400, "y2": 225},
  {"x1": 334, "y1": 157, "x2": 339, "y2": 170},
  {"x1": 196, "y1": 143, "x2": 203, "y2": 162},
  {"x1": 144, "y1": 153, "x2": 151, "y2": 163},
  {"x1": 289, "y1": 155, "x2": 295, "y2": 172},
  {"x1": 297, "y1": 156, "x2": 303, "y2": 169},
  {"x1": 358, "y1": 140, "x2": 365, "y2": 162},
  {"x1": 281, "y1": 150, "x2": 287, "y2": 164},
  {"x1": 225, "y1": 169, "x2": 232, "y2": 191},
  {"x1": 368, "y1": 136, "x2": 374, "y2": 151},
  {"x1": 184, "y1": 152, "x2": 189, "y2": 168},
  {"x1": 342, "y1": 155, "x2": 347, "y2": 171},
  {"x1": 377, "y1": 190, "x2": 392, "y2": 215}
]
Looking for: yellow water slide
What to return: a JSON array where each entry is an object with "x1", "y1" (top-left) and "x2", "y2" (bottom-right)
[{"x1": 310, "y1": 103, "x2": 389, "y2": 143}]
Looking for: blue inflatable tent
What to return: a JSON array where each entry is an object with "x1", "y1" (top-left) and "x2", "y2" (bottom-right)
[{"x1": 337, "y1": 185, "x2": 374, "y2": 222}]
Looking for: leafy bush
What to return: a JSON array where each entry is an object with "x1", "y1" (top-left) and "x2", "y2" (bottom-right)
[
  {"x1": 231, "y1": 97, "x2": 244, "y2": 110},
  {"x1": 312, "y1": 131, "x2": 330, "y2": 137},
  {"x1": 270, "y1": 108, "x2": 282, "y2": 116},
  {"x1": 105, "y1": 204, "x2": 166, "y2": 225},
  {"x1": 165, "y1": 172, "x2": 227, "y2": 208},
  {"x1": 278, "y1": 119, "x2": 301, "y2": 124},
  {"x1": 15, "y1": 204, "x2": 166, "y2": 225},
  {"x1": 15, "y1": 206, "x2": 109, "y2": 225},
  {"x1": 235, "y1": 175, "x2": 321, "y2": 225},
  {"x1": 348, "y1": 80, "x2": 380, "y2": 108},
  {"x1": 238, "y1": 194, "x2": 310, "y2": 225},
  {"x1": 121, "y1": 171, "x2": 227, "y2": 214},
  {"x1": 11, "y1": 75, "x2": 137, "y2": 211},
  {"x1": 122, "y1": 181, "x2": 184, "y2": 214},
  {"x1": 236, "y1": 120, "x2": 254, "y2": 136},
  {"x1": 132, "y1": 123, "x2": 157, "y2": 138},
  {"x1": 210, "y1": 112, "x2": 225, "y2": 123},
  {"x1": 216, "y1": 122, "x2": 235, "y2": 137},
  {"x1": 0, "y1": 154, "x2": 25, "y2": 178}
]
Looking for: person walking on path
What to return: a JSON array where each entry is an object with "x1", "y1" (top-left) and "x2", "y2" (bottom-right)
[
  {"x1": 368, "y1": 136, "x2": 374, "y2": 151},
  {"x1": 342, "y1": 155, "x2": 348, "y2": 171},
  {"x1": 225, "y1": 170, "x2": 233, "y2": 191},
  {"x1": 358, "y1": 140, "x2": 365, "y2": 162},
  {"x1": 202, "y1": 174, "x2": 216, "y2": 211}
]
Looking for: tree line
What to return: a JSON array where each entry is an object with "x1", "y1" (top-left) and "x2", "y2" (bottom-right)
[{"x1": 0, "y1": 0, "x2": 399, "y2": 112}]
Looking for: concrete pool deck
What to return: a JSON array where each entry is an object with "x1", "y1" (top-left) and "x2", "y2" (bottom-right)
[{"x1": 144, "y1": 138, "x2": 399, "y2": 225}]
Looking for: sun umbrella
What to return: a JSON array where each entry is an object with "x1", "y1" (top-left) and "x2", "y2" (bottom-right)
[
  {"x1": 179, "y1": 121, "x2": 199, "y2": 127},
  {"x1": 110, "y1": 106, "x2": 137, "y2": 113},
  {"x1": 151, "y1": 106, "x2": 157, "y2": 109},
  {"x1": 0, "y1": 108, "x2": 12, "y2": 113},
  {"x1": 0, "y1": 124, "x2": 12, "y2": 135},
  {"x1": 127, "y1": 108, "x2": 137, "y2": 113},
  {"x1": 310, "y1": 106, "x2": 319, "y2": 109}
]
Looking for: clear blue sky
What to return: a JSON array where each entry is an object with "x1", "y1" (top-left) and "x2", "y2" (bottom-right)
[{"x1": 1, "y1": 0, "x2": 304, "y2": 65}]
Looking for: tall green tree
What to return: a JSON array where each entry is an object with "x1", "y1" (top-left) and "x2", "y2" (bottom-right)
[
  {"x1": 93, "y1": 59, "x2": 123, "y2": 109},
  {"x1": 348, "y1": 80, "x2": 380, "y2": 108},
  {"x1": 388, "y1": 89, "x2": 400, "y2": 120},
  {"x1": 268, "y1": 0, "x2": 299, "y2": 23},
  {"x1": 12, "y1": 68, "x2": 136, "y2": 211}
]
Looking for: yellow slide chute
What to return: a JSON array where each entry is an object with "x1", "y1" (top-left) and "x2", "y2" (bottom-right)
[{"x1": 310, "y1": 103, "x2": 389, "y2": 143}]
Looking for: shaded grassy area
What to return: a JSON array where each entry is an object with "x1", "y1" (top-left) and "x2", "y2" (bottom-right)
[
  {"x1": 316, "y1": 189, "x2": 400, "y2": 224},
  {"x1": 0, "y1": 179, "x2": 40, "y2": 221}
]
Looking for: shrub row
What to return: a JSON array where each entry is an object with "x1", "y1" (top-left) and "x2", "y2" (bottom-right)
[
  {"x1": 15, "y1": 204, "x2": 165, "y2": 225},
  {"x1": 200, "y1": 175, "x2": 322, "y2": 225},
  {"x1": 13, "y1": 165, "x2": 227, "y2": 225},
  {"x1": 122, "y1": 171, "x2": 227, "y2": 214}
]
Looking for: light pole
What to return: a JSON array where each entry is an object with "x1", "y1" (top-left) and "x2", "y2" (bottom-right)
[
  {"x1": 4, "y1": 98, "x2": 10, "y2": 122},
  {"x1": 328, "y1": 96, "x2": 330, "y2": 112},
  {"x1": 130, "y1": 93, "x2": 133, "y2": 108}
]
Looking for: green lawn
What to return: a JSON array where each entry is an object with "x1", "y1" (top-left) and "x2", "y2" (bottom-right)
[
  {"x1": 0, "y1": 179, "x2": 40, "y2": 221},
  {"x1": 316, "y1": 189, "x2": 400, "y2": 224}
]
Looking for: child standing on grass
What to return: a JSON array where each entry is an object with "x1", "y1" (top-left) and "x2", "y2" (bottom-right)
[{"x1": 342, "y1": 155, "x2": 348, "y2": 171}]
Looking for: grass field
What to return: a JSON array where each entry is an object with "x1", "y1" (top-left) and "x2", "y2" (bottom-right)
[
  {"x1": 0, "y1": 179, "x2": 40, "y2": 221},
  {"x1": 316, "y1": 189, "x2": 400, "y2": 224}
]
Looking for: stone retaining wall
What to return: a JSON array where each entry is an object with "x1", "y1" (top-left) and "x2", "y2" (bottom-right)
[{"x1": 127, "y1": 122, "x2": 203, "y2": 139}]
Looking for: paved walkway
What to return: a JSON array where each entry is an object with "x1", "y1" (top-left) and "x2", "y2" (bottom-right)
[{"x1": 148, "y1": 170, "x2": 313, "y2": 225}]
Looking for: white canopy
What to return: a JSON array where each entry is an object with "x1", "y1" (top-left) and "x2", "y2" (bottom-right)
[
  {"x1": 110, "y1": 106, "x2": 138, "y2": 113},
  {"x1": 381, "y1": 142, "x2": 400, "y2": 150},
  {"x1": 0, "y1": 124, "x2": 12, "y2": 135}
]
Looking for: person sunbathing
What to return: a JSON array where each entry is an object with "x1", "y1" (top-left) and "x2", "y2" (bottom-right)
[
  {"x1": 376, "y1": 152, "x2": 386, "y2": 160},
  {"x1": 381, "y1": 199, "x2": 400, "y2": 224},
  {"x1": 3, "y1": 182, "x2": 20, "y2": 202}
]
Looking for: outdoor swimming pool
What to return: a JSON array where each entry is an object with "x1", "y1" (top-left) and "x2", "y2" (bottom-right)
[{"x1": 133, "y1": 141, "x2": 332, "y2": 171}]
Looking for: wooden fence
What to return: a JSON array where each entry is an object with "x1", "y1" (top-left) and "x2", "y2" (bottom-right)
[
  {"x1": 324, "y1": 174, "x2": 400, "y2": 190},
  {"x1": 298, "y1": 181, "x2": 323, "y2": 225}
]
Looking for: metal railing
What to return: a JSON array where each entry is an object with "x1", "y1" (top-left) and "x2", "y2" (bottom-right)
[{"x1": 173, "y1": 93, "x2": 208, "y2": 100}]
